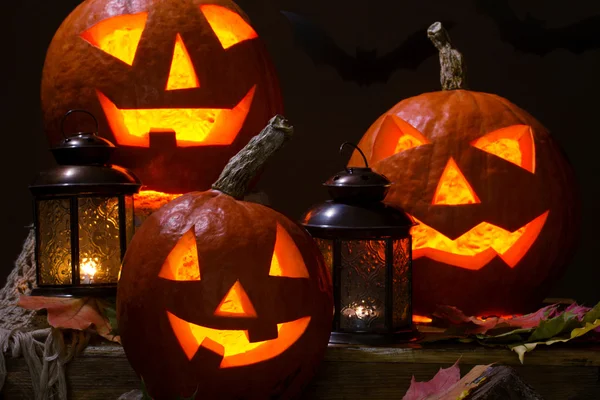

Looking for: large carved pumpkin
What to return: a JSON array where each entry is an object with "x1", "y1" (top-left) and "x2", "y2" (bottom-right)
[
  {"x1": 349, "y1": 23, "x2": 580, "y2": 317},
  {"x1": 41, "y1": 0, "x2": 283, "y2": 196},
  {"x1": 117, "y1": 116, "x2": 333, "y2": 399}
]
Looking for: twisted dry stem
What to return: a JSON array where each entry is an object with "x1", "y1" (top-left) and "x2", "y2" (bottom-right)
[
  {"x1": 428, "y1": 22, "x2": 467, "y2": 90},
  {"x1": 212, "y1": 115, "x2": 294, "y2": 200}
]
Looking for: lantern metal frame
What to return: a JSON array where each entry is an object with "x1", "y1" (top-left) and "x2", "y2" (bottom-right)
[
  {"x1": 301, "y1": 143, "x2": 417, "y2": 344},
  {"x1": 30, "y1": 110, "x2": 141, "y2": 297}
]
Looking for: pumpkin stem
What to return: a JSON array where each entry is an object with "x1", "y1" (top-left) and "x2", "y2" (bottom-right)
[
  {"x1": 427, "y1": 22, "x2": 467, "y2": 90},
  {"x1": 212, "y1": 115, "x2": 294, "y2": 199}
]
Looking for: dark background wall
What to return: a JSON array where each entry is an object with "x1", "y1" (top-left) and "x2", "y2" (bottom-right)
[{"x1": 2, "y1": 0, "x2": 599, "y2": 305}]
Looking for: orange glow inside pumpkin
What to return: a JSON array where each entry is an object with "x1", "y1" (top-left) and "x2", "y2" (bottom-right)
[
  {"x1": 166, "y1": 34, "x2": 200, "y2": 91},
  {"x1": 412, "y1": 314, "x2": 522, "y2": 323},
  {"x1": 168, "y1": 312, "x2": 310, "y2": 368},
  {"x1": 159, "y1": 228, "x2": 201, "y2": 281},
  {"x1": 200, "y1": 5, "x2": 258, "y2": 50},
  {"x1": 372, "y1": 115, "x2": 429, "y2": 163},
  {"x1": 81, "y1": 6, "x2": 259, "y2": 148},
  {"x1": 214, "y1": 280, "x2": 257, "y2": 317},
  {"x1": 477, "y1": 314, "x2": 523, "y2": 320},
  {"x1": 472, "y1": 125, "x2": 535, "y2": 173},
  {"x1": 96, "y1": 85, "x2": 255, "y2": 147},
  {"x1": 411, "y1": 211, "x2": 549, "y2": 270},
  {"x1": 269, "y1": 223, "x2": 310, "y2": 278},
  {"x1": 432, "y1": 158, "x2": 480, "y2": 205},
  {"x1": 80, "y1": 13, "x2": 147, "y2": 66},
  {"x1": 412, "y1": 315, "x2": 433, "y2": 324},
  {"x1": 163, "y1": 222, "x2": 312, "y2": 367}
]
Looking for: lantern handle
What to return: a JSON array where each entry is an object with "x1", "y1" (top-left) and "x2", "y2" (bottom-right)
[
  {"x1": 340, "y1": 142, "x2": 369, "y2": 170},
  {"x1": 60, "y1": 109, "x2": 99, "y2": 139}
]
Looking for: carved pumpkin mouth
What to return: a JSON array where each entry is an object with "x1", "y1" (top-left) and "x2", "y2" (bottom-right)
[
  {"x1": 411, "y1": 210, "x2": 549, "y2": 271},
  {"x1": 167, "y1": 312, "x2": 311, "y2": 368},
  {"x1": 96, "y1": 85, "x2": 256, "y2": 148}
]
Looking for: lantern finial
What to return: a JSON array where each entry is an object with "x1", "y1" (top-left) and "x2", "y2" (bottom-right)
[
  {"x1": 340, "y1": 142, "x2": 369, "y2": 169},
  {"x1": 53, "y1": 109, "x2": 116, "y2": 166}
]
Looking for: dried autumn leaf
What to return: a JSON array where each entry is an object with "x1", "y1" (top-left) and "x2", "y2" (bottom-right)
[
  {"x1": 510, "y1": 318, "x2": 600, "y2": 363},
  {"x1": 432, "y1": 304, "x2": 561, "y2": 337},
  {"x1": 402, "y1": 360, "x2": 460, "y2": 400},
  {"x1": 17, "y1": 295, "x2": 120, "y2": 343},
  {"x1": 434, "y1": 364, "x2": 493, "y2": 399},
  {"x1": 402, "y1": 361, "x2": 496, "y2": 400},
  {"x1": 581, "y1": 302, "x2": 600, "y2": 331},
  {"x1": 527, "y1": 310, "x2": 580, "y2": 342},
  {"x1": 505, "y1": 304, "x2": 560, "y2": 329}
]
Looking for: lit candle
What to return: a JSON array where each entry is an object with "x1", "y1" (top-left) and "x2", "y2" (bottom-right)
[
  {"x1": 354, "y1": 300, "x2": 379, "y2": 321},
  {"x1": 342, "y1": 299, "x2": 381, "y2": 330},
  {"x1": 80, "y1": 257, "x2": 99, "y2": 284}
]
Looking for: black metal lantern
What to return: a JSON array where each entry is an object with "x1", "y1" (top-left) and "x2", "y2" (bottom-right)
[
  {"x1": 301, "y1": 143, "x2": 415, "y2": 344},
  {"x1": 29, "y1": 110, "x2": 142, "y2": 297}
]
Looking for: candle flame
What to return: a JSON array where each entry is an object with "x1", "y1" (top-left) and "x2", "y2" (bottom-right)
[{"x1": 80, "y1": 258, "x2": 98, "y2": 279}]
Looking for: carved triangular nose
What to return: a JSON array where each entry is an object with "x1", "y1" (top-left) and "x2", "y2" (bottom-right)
[
  {"x1": 166, "y1": 34, "x2": 200, "y2": 91},
  {"x1": 432, "y1": 158, "x2": 480, "y2": 205},
  {"x1": 214, "y1": 280, "x2": 257, "y2": 317}
]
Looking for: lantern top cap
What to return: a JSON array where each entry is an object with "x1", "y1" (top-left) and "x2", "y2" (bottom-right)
[
  {"x1": 324, "y1": 142, "x2": 391, "y2": 203},
  {"x1": 301, "y1": 142, "x2": 415, "y2": 238},
  {"x1": 300, "y1": 201, "x2": 415, "y2": 239},
  {"x1": 51, "y1": 109, "x2": 116, "y2": 166},
  {"x1": 31, "y1": 110, "x2": 142, "y2": 196}
]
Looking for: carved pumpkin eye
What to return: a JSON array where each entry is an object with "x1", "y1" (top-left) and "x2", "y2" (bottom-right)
[
  {"x1": 80, "y1": 13, "x2": 148, "y2": 66},
  {"x1": 371, "y1": 115, "x2": 430, "y2": 163},
  {"x1": 269, "y1": 223, "x2": 310, "y2": 278},
  {"x1": 471, "y1": 125, "x2": 536, "y2": 173},
  {"x1": 159, "y1": 228, "x2": 201, "y2": 281},
  {"x1": 200, "y1": 5, "x2": 258, "y2": 49}
]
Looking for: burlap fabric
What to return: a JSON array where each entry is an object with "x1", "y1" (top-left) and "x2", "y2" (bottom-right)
[{"x1": 0, "y1": 228, "x2": 90, "y2": 400}]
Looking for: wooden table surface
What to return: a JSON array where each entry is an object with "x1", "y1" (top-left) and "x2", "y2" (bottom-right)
[{"x1": 3, "y1": 339, "x2": 600, "y2": 399}]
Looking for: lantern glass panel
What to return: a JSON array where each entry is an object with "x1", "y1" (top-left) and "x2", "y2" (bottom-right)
[
  {"x1": 37, "y1": 199, "x2": 72, "y2": 285},
  {"x1": 125, "y1": 194, "x2": 135, "y2": 245},
  {"x1": 339, "y1": 240, "x2": 387, "y2": 332},
  {"x1": 314, "y1": 238, "x2": 333, "y2": 277},
  {"x1": 78, "y1": 196, "x2": 121, "y2": 284},
  {"x1": 392, "y1": 238, "x2": 412, "y2": 329}
]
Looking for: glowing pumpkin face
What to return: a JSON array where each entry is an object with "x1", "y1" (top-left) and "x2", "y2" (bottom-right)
[
  {"x1": 41, "y1": 0, "x2": 283, "y2": 194},
  {"x1": 117, "y1": 192, "x2": 333, "y2": 399},
  {"x1": 350, "y1": 90, "x2": 580, "y2": 317}
]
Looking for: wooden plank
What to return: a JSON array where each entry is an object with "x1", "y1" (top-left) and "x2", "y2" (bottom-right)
[
  {"x1": 3, "y1": 343, "x2": 600, "y2": 399},
  {"x1": 81, "y1": 342, "x2": 600, "y2": 366},
  {"x1": 325, "y1": 342, "x2": 600, "y2": 366},
  {"x1": 304, "y1": 362, "x2": 599, "y2": 400}
]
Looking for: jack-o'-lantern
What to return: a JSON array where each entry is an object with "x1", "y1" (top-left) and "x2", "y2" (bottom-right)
[
  {"x1": 349, "y1": 23, "x2": 580, "y2": 317},
  {"x1": 41, "y1": 0, "x2": 283, "y2": 201},
  {"x1": 117, "y1": 116, "x2": 333, "y2": 400}
]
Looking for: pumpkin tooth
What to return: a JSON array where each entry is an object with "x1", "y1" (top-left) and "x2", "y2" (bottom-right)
[{"x1": 411, "y1": 211, "x2": 549, "y2": 270}]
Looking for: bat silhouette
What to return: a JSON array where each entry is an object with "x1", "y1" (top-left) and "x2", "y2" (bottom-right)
[
  {"x1": 476, "y1": 0, "x2": 600, "y2": 55},
  {"x1": 281, "y1": 11, "x2": 455, "y2": 86}
]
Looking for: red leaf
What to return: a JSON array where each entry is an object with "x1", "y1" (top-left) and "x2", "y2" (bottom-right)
[
  {"x1": 17, "y1": 295, "x2": 119, "y2": 343},
  {"x1": 564, "y1": 303, "x2": 591, "y2": 320},
  {"x1": 432, "y1": 306, "x2": 500, "y2": 334},
  {"x1": 402, "y1": 360, "x2": 460, "y2": 400},
  {"x1": 505, "y1": 304, "x2": 560, "y2": 329},
  {"x1": 432, "y1": 304, "x2": 560, "y2": 335}
]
